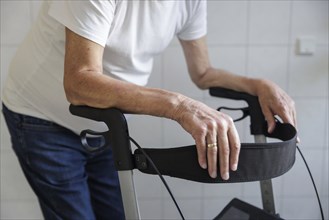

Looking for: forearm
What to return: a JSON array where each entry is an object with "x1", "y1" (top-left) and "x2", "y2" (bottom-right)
[
  {"x1": 64, "y1": 71, "x2": 183, "y2": 120},
  {"x1": 180, "y1": 37, "x2": 261, "y2": 96},
  {"x1": 195, "y1": 67, "x2": 261, "y2": 96}
]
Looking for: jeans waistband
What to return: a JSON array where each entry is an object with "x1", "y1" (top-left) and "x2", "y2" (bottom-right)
[{"x1": 2, "y1": 103, "x2": 58, "y2": 127}]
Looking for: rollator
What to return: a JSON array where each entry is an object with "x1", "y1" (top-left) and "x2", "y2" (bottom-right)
[{"x1": 70, "y1": 87, "x2": 298, "y2": 220}]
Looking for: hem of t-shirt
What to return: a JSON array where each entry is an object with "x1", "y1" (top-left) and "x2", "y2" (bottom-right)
[
  {"x1": 66, "y1": 25, "x2": 108, "y2": 47},
  {"x1": 2, "y1": 99, "x2": 52, "y2": 123},
  {"x1": 177, "y1": 30, "x2": 207, "y2": 41}
]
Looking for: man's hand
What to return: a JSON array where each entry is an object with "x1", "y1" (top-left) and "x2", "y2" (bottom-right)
[
  {"x1": 255, "y1": 79, "x2": 298, "y2": 135},
  {"x1": 172, "y1": 97, "x2": 241, "y2": 180}
]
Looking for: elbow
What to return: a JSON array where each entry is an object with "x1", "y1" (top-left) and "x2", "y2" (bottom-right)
[
  {"x1": 194, "y1": 81, "x2": 208, "y2": 90},
  {"x1": 65, "y1": 91, "x2": 80, "y2": 106},
  {"x1": 64, "y1": 86, "x2": 79, "y2": 106},
  {"x1": 63, "y1": 76, "x2": 83, "y2": 106},
  {"x1": 191, "y1": 67, "x2": 213, "y2": 90}
]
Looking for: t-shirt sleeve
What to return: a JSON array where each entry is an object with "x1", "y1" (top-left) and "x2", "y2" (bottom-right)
[
  {"x1": 48, "y1": 0, "x2": 115, "y2": 47},
  {"x1": 177, "y1": 0, "x2": 207, "y2": 41}
]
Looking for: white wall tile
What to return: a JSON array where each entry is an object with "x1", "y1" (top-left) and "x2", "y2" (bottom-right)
[
  {"x1": 249, "y1": 1, "x2": 291, "y2": 45},
  {"x1": 247, "y1": 47, "x2": 289, "y2": 90},
  {"x1": 162, "y1": 47, "x2": 203, "y2": 99},
  {"x1": 164, "y1": 177, "x2": 203, "y2": 199},
  {"x1": 291, "y1": 1, "x2": 329, "y2": 45},
  {"x1": 208, "y1": 46, "x2": 247, "y2": 75},
  {"x1": 289, "y1": 46, "x2": 328, "y2": 97},
  {"x1": 322, "y1": 149, "x2": 328, "y2": 196},
  {"x1": 322, "y1": 197, "x2": 329, "y2": 220},
  {"x1": 325, "y1": 98, "x2": 328, "y2": 150},
  {"x1": 205, "y1": 46, "x2": 247, "y2": 99},
  {"x1": 0, "y1": 1, "x2": 31, "y2": 45},
  {"x1": 282, "y1": 149, "x2": 324, "y2": 197},
  {"x1": 134, "y1": 171, "x2": 163, "y2": 199},
  {"x1": 163, "y1": 198, "x2": 202, "y2": 220},
  {"x1": 1, "y1": 113, "x2": 12, "y2": 152},
  {"x1": 0, "y1": 200, "x2": 43, "y2": 220},
  {"x1": 295, "y1": 98, "x2": 327, "y2": 148},
  {"x1": 127, "y1": 115, "x2": 163, "y2": 148},
  {"x1": 204, "y1": 183, "x2": 243, "y2": 198},
  {"x1": 281, "y1": 197, "x2": 323, "y2": 220},
  {"x1": 162, "y1": 199, "x2": 181, "y2": 220},
  {"x1": 207, "y1": 1, "x2": 248, "y2": 45},
  {"x1": 138, "y1": 199, "x2": 163, "y2": 220}
]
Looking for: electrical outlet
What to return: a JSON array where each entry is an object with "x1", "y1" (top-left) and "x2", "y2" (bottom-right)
[{"x1": 296, "y1": 36, "x2": 316, "y2": 55}]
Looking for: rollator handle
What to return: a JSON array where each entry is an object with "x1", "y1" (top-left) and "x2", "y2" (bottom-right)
[
  {"x1": 209, "y1": 87, "x2": 266, "y2": 135},
  {"x1": 69, "y1": 105, "x2": 134, "y2": 171}
]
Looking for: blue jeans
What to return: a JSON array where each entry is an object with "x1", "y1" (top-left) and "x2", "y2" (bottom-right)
[{"x1": 2, "y1": 104, "x2": 125, "y2": 220}]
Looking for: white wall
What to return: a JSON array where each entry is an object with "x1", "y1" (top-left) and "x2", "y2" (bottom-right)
[{"x1": 1, "y1": 1, "x2": 328, "y2": 219}]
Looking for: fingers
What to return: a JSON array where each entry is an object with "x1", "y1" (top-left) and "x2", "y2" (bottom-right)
[
  {"x1": 196, "y1": 135, "x2": 207, "y2": 169},
  {"x1": 206, "y1": 129, "x2": 218, "y2": 178},
  {"x1": 207, "y1": 142, "x2": 218, "y2": 178},
  {"x1": 262, "y1": 105, "x2": 276, "y2": 133},
  {"x1": 203, "y1": 117, "x2": 240, "y2": 180},
  {"x1": 217, "y1": 119, "x2": 240, "y2": 180},
  {"x1": 228, "y1": 125, "x2": 240, "y2": 171},
  {"x1": 217, "y1": 131, "x2": 230, "y2": 180},
  {"x1": 263, "y1": 98, "x2": 298, "y2": 137},
  {"x1": 277, "y1": 102, "x2": 295, "y2": 126}
]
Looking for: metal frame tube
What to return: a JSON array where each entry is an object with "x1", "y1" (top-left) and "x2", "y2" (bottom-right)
[
  {"x1": 118, "y1": 171, "x2": 140, "y2": 220},
  {"x1": 254, "y1": 135, "x2": 276, "y2": 215}
]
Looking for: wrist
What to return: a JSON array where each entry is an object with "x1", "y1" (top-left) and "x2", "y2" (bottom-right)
[
  {"x1": 168, "y1": 93, "x2": 193, "y2": 125},
  {"x1": 244, "y1": 78, "x2": 269, "y2": 96},
  {"x1": 163, "y1": 92, "x2": 186, "y2": 121}
]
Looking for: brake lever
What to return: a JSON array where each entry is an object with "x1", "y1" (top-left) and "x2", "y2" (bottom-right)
[{"x1": 217, "y1": 106, "x2": 250, "y2": 122}]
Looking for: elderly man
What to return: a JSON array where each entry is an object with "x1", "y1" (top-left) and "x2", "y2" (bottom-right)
[{"x1": 2, "y1": 1, "x2": 296, "y2": 219}]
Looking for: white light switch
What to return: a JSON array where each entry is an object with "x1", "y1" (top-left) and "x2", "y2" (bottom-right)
[{"x1": 297, "y1": 36, "x2": 316, "y2": 55}]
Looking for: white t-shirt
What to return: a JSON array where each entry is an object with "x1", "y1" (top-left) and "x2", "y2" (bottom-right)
[{"x1": 2, "y1": 0, "x2": 207, "y2": 134}]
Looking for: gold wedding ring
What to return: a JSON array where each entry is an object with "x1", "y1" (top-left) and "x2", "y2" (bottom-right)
[{"x1": 207, "y1": 143, "x2": 217, "y2": 148}]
